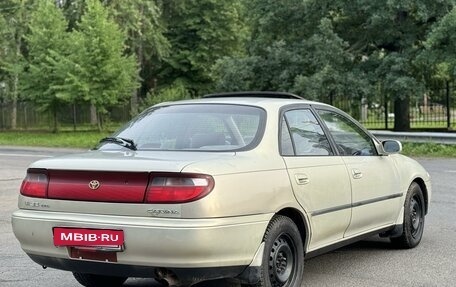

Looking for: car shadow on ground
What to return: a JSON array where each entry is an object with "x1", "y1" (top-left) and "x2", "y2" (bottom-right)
[{"x1": 123, "y1": 236, "x2": 395, "y2": 287}]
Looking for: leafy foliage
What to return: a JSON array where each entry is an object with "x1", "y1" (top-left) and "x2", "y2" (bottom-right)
[
  {"x1": 214, "y1": 2, "x2": 367, "y2": 105},
  {"x1": 141, "y1": 80, "x2": 191, "y2": 109},
  {"x1": 106, "y1": 0, "x2": 170, "y2": 115},
  {"x1": 31, "y1": 0, "x2": 168, "y2": 117},
  {"x1": 333, "y1": 0, "x2": 456, "y2": 130},
  {"x1": 2, "y1": 0, "x2": 456, "y2": 132},
  {"x1": 159, "y1": 0, "x2": 246, "y2": 95},
  {"x1": 20, "y1": 0, "x2": 138, "y2": 131},
  {"x1": 0, "y1": 0, "x2": 34, "y2": 129},
  {"x1": 424, "y1": 7, "x2": 456, "y2": 78},
  {"x1": 0, "y1": 14, "x2": 11, "y2": 88},
  {"x1": 69, "y1": 0, "x2": 138, "y2": 113},
  {"x1": 21, "y1": 0, "x2": 69, "y2": 131},
  {"x1": 215, "y1": 0, "x2": 456, "y2": 130},
  {"x1": 0, "y1": 0, "x2": 31, "y2": 84}
]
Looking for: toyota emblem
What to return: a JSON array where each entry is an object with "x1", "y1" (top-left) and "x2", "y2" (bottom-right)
[{"x1": 88, "y1": 180, "x2": 101, "y2": 190}]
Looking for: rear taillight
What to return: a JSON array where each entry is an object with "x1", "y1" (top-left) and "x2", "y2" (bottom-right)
[
  {"x1": 20, "y1": 169, "x2": 49, "y2": 198},
  {"x1": 145, "y1": 173, "x2": 214, "y2": 203}
]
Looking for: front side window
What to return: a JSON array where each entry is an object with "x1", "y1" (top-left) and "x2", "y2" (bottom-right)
[
  {"x1": 98, "y1": 104, "x2": 265, "y2": 151},
  {"x1": 318, "y1": 110, "x2": 376, "y2": 156},
  {"x1": 281, "y1": 109, "x2": 333, "y2": 156}
]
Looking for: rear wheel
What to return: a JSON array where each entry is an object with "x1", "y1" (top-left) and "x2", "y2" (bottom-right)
[
  {"x1": 391, "y1": 182, "x2": 425, "y2": 249},
  {"x1": 254, "y1": 215, "x2": 304, "y2": 287},
  {"x1": 73, "y1": 272, "x2": 127, "y2": 287}
]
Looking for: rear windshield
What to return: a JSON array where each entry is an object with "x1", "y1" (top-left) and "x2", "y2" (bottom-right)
[{"x1": 98, "y1": 104, "x2": 266, "y2": 151}]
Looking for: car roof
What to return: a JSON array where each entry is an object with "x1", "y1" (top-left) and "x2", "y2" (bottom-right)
[
  {"x1": 154, "y1": 91, "x2": 332, "y2": 109},
  {"x1": 204, "y1": 91, "x2": 305, "y2": 100}
]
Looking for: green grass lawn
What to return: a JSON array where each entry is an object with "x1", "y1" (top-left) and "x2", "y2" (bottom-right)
[
  {"x1": 0, "y1": 131, "x2": 112, "y2": 149},
  {"x1": 0, "y1": 130, "x2": 455, "y2": 157},
  {"x1": 401, "y1": 142, "x2": 456, "y2": 158}
]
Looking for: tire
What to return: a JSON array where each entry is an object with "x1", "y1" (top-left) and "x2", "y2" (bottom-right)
[
  {"x1": 391, "y1": 182, "x2": 425, "y2": 249},
  {"x1": 73, "y1": 272, "x2": 127, "y2": 287},
  {"x1": 254, "y1": 215, "x2": 304, "y2": 287}
]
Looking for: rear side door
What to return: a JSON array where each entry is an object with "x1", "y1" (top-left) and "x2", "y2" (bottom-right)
[
  {"x1": 280, "y1": 107, "x2": 352, "y2": 251},
  {"x1": 316, "y1": 108, "x2": 402, "y2": 237}
]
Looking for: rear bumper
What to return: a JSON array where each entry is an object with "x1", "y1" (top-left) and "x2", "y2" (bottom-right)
[
  {"x1": 12, "y1": 209, "x2": 271, "y2": 281},
  {"x1": 28, "y1": 254, "x2": 247, "y2": 284}
]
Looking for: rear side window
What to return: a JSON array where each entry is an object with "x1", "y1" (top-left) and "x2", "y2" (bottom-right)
[
  {"x1": 281, "y1": 109, "x2": 333, "y2": 156},
  {"x1": 98, "y1": 104, "x2": 265, "y2": 151}
]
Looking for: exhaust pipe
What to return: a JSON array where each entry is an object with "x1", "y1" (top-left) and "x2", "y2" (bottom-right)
[{"x1": 155, "y1": 268, "x2": 180, "y2": 286}]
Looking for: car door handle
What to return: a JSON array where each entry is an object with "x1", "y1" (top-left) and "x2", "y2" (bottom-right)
[
  {"x1": 295, "y1": 174, "x2": 310, "y2": 185},
  {"x1": 352, "y1": 169, "x2": 363, "y2": 179}
]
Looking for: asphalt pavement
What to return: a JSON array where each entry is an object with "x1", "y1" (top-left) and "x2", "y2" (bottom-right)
[{"x1": 0, "y1": 147, "x2": 455, "y2": 287}]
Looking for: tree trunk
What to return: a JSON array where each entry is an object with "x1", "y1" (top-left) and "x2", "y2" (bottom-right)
[
  {"x1": 130, "y1": 5, "x2": 144, "y2": 117},
  {"x1": 11, "y1": 0, "x2": 24, "y2": 130},
  {"x1": 393, "y1": 96, "x2": 410, "y2": 131},
  {"x1": 97, "y1": 111, "x2": 103, "y2": 131},
  {"x1": 90, "y1": 104, "x2": 97, "y2": 125},
  {"x1": 11, "y1": 75, "x2": 18, "y2": 130},
  {"x1": 52, "y1": 105, "x2": 58, "y2": 133},
  {"x1": 72, "y1": 104, "x2": 77, "y2": 131},
  {"x1": 11, "y1": 32, "x2": 20, "y2": 130},
  {"x1": 131, "y1": 89, "x2": 139, "y2": 117},
  {"x1": 130, "y1": 34, "x2": 141, "y2": 116}
]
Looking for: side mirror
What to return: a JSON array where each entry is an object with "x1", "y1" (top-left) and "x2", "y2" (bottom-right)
[{"x1": 381, "y1": 140, "x2": 402, "y2": 154}]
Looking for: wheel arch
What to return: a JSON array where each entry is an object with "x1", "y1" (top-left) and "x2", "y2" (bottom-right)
[
  {"x1": 276, "y1": 207, "x2": 310, "y2": 254},
  {"x1": 412, "y1": 177, "x2": 429, "y2": 215}
]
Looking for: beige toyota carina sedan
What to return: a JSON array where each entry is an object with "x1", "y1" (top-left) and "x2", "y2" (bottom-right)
[{"x1": 12, "y1": 92, "x2": 430, "y2": 287}]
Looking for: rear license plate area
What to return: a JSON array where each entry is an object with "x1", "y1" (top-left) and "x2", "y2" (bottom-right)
[
  {"x1": 53, "y1": 227, "x2": 124, "y2": 262},
  {"x1": 69, "y1": 247, "x2": 118, "y2": 262},
  {"x1": 53, "y1": 227, "x2": 124, "y2": 247}
]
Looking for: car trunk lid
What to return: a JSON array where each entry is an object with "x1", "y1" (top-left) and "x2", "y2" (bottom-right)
[
  {"x1": 28, "y1": 150, "x2": 233, "y2": 204},
  {"x1": 29, "y1": 150, "x2": 234, "y2": 172}
]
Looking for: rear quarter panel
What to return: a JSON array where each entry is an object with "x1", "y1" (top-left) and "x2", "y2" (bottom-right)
[{"x1": 180, "y1": 151, "x2": 301, "y2": 218}]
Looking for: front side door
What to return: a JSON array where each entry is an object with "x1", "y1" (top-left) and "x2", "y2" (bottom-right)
[
  {"x1": 317, "y1": 109, "x2": 402, "y2": 237},
  {"x1": 280, "y1": 108, "x2": 352, "y2": 251}
]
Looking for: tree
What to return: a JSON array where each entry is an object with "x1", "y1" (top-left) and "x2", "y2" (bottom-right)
[
  {"x1": 216, "y1": 0, "x2": 456, "y2": 130},
  {"x1": 291, "y1": 18, "x2": 368, "y2": 106},
  {"x1": 244, "y1": 0, "x2": 321, "y2": 53},
  {"x1": 214, "y1": 0, "x2": 367, "y2": 115},
  {"x1": 22, "y1": 0, "x2": 70, "y2": 132},
  {"x1": 66, "y1": 0, "x2": 139, "y2": 130},
  {"x1": 0, "y1": 15, "x2": 9, "y2": 102},
  {"x1": 57, "y1": 0, "x2": 170, "y2": 116},
  {"x1": 159, "y1": 0, "x2": 246, "y2": 96},
  {"x1": 424, "y1": 7, "x2": 456, "y2": 77},
  {"x1": 332, "y1": 0, "x2": 455, "y2": 130},
  {"x1": 106, "y1": 0, "x2": 169, "y2": 116},
  {"x1": 0, "y1": 0, "x2": 33, "y2": 129},
  {"x1": 57, "y1": 0, "x2": 85, "y2": 30}
]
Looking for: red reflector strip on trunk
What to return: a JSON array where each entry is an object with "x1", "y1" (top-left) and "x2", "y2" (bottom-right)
[{"x1": 47, "y1": 171, "x2": 149, "y2": 203}]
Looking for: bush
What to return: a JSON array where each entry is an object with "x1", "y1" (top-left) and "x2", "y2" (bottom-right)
[{"x1": 140, "y1": 81, "x2": 191, "y2": 109}]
